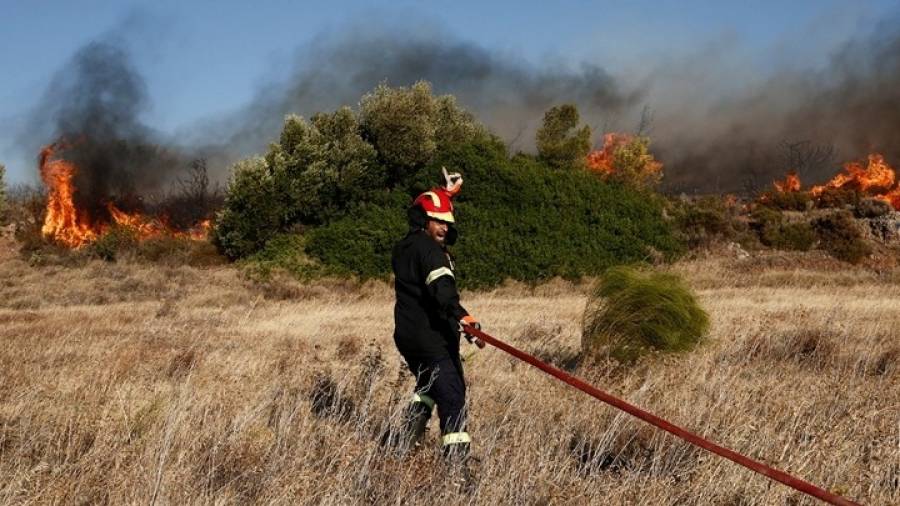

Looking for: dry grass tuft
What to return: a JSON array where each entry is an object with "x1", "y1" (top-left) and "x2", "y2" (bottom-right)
[{"x1": 739, "y1": 328, "x2": 838, "y2": 367}]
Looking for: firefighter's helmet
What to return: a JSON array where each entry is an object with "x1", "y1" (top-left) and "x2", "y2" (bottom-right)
[{"x1": 413, "y1": 188, "x2": 455, "y2": 223}]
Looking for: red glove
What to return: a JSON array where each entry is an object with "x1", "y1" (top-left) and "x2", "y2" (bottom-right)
[{"x1": 460, "y1": 315, "x2": 485, "y2": 348}]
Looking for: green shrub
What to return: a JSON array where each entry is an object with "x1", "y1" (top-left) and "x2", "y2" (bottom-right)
[
  {"x1": 212, "y1": 157, "x2": 289, "y2": 260},
  {"x1": 669, "y1": 196, "x2": 751, "y2": 249},
  {"x1": 759, "y1": 190, "x2": 812, "y2": 211},
  {"x1": 88, "y1": 226, "x2": 139, "y2": 262},
  {"x1": 214, "y1": 88, "x2": 486, "y2": 260},
  {"x1": 582, "y1": 266, "x2": 709, "y2": 363},
  {"x1": 446, "y1": 139, "x2": 681, "y2": 287},
  {"x1": 815, "y1": 187, "x2": 861, "y2": 209},
  {"x1": 305, "y1": 203, "x2": 408, "y2": 279},
  {"x1": 765, "y1": 221, "x2": 817, "y2": 251},
  {"x1": 214, "y1": 83, "x2": 683, "y2": 287},
  {"x1": 536, "y1": 104, "x2": 591, "y2": 170},
  {"x1": 749, "y1": 207, "x2": 816, "y2": 251},
  {"x1": 813, "y1": 210, "x2": 871, "y2": 263},
  {"x1": 241, "y1": 233, "x2": 327, "y2": 280}
]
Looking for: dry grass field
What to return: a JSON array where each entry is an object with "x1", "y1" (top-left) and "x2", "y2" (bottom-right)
[{"x1": 0, "y1": 234, "x2": 897, "y2": 504}]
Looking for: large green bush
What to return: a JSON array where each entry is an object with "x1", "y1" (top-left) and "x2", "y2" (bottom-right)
[
  {"x1": 582, "y1": 266, "x2": 709, "y2": 363},
  {"x1": 813, "y1": 210, "x2": 871, "y2": 263},
  {"x1": 300, "y1": 136, "x2": 681, "y2": 286},
  {"x1": 453, "y1": 152, "x2": 681, "y2": 287},
  {"x1": 305, "y1": 203, "x2": 408, "y2": 279},
  {"x1": 215, "y1": 83, "x2": 684, "y2": 286}
]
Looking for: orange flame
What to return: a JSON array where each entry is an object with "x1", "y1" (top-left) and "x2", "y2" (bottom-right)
[
  {"x1": 39, "y1": 142, "x2": 97, "y2": 248},
  {"x1": 39, "y1": 141, "x2": 212, "y2": 247},
  {"x1": 586, "y1": 133, "x2": 627, "y2": 175},
  {"x1": 809, "y1": 154, "x2": 895, "y2": 197},
  {"x1": 773, "y1": 172, "x2": 801, "y2": 193},
  {"x1": 876, "y1": 186, "x2": 900, "y2": 210},
  {"x1": 770, "y1": 153, "x2": 900, "y2": 210},
  {"x1": 586, "y1": 133, "x2": 663, "y2": 179}
]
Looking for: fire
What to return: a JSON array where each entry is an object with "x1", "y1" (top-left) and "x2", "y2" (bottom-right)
[
  {"x1": 809, "y1": 154, "x2": 895, "y2": 197},
  {"x1": 586, "y1": 133, "x2": 627, "y2": 175},
  {"x1": 877, "y1": 186, "x2": 900, "y2": 210},
  {"x1": 39, "y1": 142, "x2": 97, "y2": 248},
  {"x1": 773, "y1": 172, "x2": 801, "y2": 193},
  {"x1": 770, "y1": 153, "x2": 900, "y2": 211},
  {"x1": 39, "y1": 141, "x2": 211, "y2": 247},
  {"x1": 586, "y1": 133, "x2": 663, "y2": 183}
]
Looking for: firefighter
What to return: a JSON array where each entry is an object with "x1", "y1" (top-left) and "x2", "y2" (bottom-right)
[{"x1": 391, "y1": 169, "x2": 483, "y2": 461}]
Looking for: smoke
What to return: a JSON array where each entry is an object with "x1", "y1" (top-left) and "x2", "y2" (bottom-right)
[
  {"x1": 19, "y1": 13, "x2": 900, "y2": 197},
  {"x1": 211, "y1": 17, "x2": 900, "y2": 193},
  {"x1": 643, "y1": 15, "x2": 900, "y2": 193},
  {"x1": 20, "y1": 39, "x2": 188, "y2": 216},
  {"x1": 214, "y1": 25, "x2": 644, "y2": 162}
]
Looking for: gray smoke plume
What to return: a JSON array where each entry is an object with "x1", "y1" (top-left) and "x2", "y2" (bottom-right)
[
  {"x1": 213, "y1": 26, "x2": 644, "y2": 163},
  {"x1": 638, "y1": 15, "x2": 900, "y2": 193},
  {"x1": 211, "y1": 18, "x2": 900, "y2": 193},
  {"x1": 23, "y1": 14, "x2": 900, "y2": 198}
]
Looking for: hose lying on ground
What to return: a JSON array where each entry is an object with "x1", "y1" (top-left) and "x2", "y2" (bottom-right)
[{"x1": 463, "y1": 325, "x2": 860, "y2": 506}]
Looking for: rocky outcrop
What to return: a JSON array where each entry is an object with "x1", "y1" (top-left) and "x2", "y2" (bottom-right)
[{"x1": 862, "y1": 212, "x2": 900, "y2": 244}]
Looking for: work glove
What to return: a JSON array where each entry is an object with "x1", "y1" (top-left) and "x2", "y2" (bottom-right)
[
  {"x1": 460, "y1": 315, "x2": 485, "y2": 348},
  {"x1": 442, "y1": 167, "x2": 463, "y2": 198}
]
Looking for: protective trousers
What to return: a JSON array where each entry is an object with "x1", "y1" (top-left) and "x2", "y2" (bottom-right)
[{"x1": 404, "y1": 355, "x2": 470, "y2": 458}]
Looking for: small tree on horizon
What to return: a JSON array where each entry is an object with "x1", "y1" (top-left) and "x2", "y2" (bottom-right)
[{"x1": 536, "y1": 104, "x2": 592, "y2": 170}]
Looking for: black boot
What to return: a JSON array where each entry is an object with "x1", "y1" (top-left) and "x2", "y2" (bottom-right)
[{"x1": 400, "y1": 401, "x2": 431, "y2": 450}]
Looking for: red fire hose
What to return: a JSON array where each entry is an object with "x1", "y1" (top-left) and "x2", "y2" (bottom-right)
[{"x1": 463, "y1": 325, "x2": 860, "y2": 506}]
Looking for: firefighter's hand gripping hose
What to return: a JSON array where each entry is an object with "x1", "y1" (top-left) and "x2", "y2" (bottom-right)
[{"x1": 462, "y1": 325, "x2": 860, "y2": 506}]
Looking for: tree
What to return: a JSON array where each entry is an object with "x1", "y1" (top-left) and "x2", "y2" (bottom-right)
[
  {"x1": 609, "y1": 136, "x2": 663, "y2": 190},
  {"x1": 360, "y1": 82, "x2": 437, "y2": 175},
  {"x1": 777, "y1": 140, "x2": 836, "y2": 181},
  {"x1": 214, "y1": 109, "x2": 383, "y2": 258},
  {"x1": 212, "y1": 157, "x2": 287, "y2": 259},
  {"x1": 536, "y1": 104, "x2": 592, "y2": 169},
  {"x1": 264, "y1": 109, "x2": 380, "y2": 225},
  {"x1": 359, "y1": 81, "x2": 485, "y2": 183}
]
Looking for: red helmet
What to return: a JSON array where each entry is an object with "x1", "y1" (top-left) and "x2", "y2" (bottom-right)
[{"x1": 413, "y1": 188, "x2": 455, "y2": 223}]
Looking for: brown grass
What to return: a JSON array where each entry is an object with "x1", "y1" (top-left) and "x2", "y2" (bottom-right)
[{"x1": 0, "y1": 234, "x2": 897, "y2": 504}]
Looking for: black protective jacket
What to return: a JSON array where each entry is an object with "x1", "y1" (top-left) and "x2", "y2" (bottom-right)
[{"x1": 392, "y1": 229, "x2": 468, "y2": 362}]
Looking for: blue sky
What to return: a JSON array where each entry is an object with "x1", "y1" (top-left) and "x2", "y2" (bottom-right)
[{"x1": 2, "y1": 0, "x2": 896, "y2": 183}]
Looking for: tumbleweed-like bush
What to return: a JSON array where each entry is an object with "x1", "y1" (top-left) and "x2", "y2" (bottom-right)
[{"x1": 582, "y1": 266, "x2": 709, "y2": 363}]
